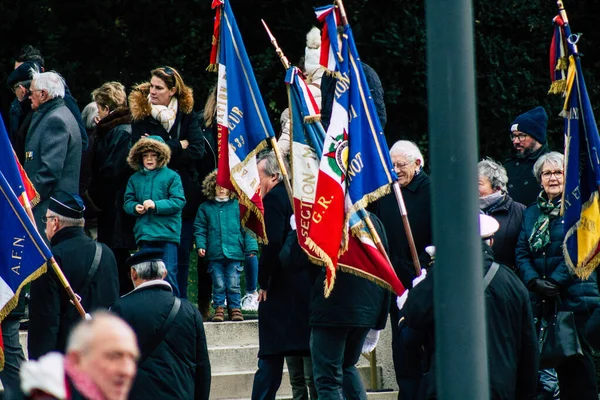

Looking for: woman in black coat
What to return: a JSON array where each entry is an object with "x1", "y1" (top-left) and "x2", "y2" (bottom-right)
[
  {"x1": 516, "y1": 151, "x2": 600, "y2": 400},
  {"x1": 89, "y1": 81, "x2": 136, "y2": 295},
  {"x1": 129, "y1": 67, "x2": 206, "y2": 298},
  {"x1": 478, "y1": 158, "x2": 525, "y2": 269}
]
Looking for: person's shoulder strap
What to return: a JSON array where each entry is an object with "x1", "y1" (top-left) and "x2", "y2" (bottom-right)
[
  {"x1": 484, "y1": 262, "x2": 500, "y2": 289},
  {"x1": 140, "y1": 297, "x2": 181, "y2": 364},
  {"x1": 80, "y1": 242, "x2": 102, "y2": 295}
]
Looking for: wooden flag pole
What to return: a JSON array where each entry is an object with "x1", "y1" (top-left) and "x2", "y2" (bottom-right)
[
  {"x1": 261, "y1": 19, "x2": 294, "y2": 206},
  {"x1": 392, "y1": 181, "x2": 422, "y2": 277}
]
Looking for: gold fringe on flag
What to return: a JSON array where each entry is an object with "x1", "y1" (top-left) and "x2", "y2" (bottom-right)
[
  {"x1": 305, "y1": 237, "x2": 337, "y2": 297},
  {"x1": 548, "y1": 80, "x2": 567, "y2": 95},
  {"x1": 304, "y1": 115, "x2": 321, "y2": 123},
  {"x1": 338, "y1": 263, "x2": 395, "y2": 294},
  {"x1": 563, "y1": 192, "x2": 600, "y2": 280}
]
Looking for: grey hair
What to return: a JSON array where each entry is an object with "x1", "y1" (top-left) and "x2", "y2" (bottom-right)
[
  {"x1": 66, "y1": 311, "x2": 127, "y2": 353},
  {"x1": 257, "y1": 150, "x2": 287, "y2": 183},
  {"x1": 47, "y1": 209, "x2": 84, "y2": 227},
  {"x1": 389, "y1": 140, "x2": 425, "y2": 169},
  {"x1": 478, "y1": 158, "x2": 508, "y2": 192},
  {"x1": 30, "y1": 70, "x2": 65, "y2": 99},
  {"x1": 533, "y1": 151, "x2": 564, "y2": 183},
  {"x1": 131, "y1": 260, "x2": 167, "y2": 280},
  {"x1": 81, "y1": 102, "x2": 98, "y2": 130}
]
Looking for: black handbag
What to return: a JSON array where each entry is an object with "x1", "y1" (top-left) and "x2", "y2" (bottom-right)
[{"x1": 538, "y1": 299, "x2": 583, "y2": 369}]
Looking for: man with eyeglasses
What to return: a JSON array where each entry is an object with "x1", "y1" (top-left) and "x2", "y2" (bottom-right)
[
  {"x1": 28, "y1": 191, "x2": 119, "y2": 360},
  {"x1": 504, "y1": 106, "x2": 551, "y2": 206},
  {"x1": 24, "y1": 70, "x2": 82, "y2": 237}
]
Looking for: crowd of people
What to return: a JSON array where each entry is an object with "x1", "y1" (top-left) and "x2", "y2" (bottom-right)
[{"x1": 2, "y1": 23, "x2": 600, "y2": 400}]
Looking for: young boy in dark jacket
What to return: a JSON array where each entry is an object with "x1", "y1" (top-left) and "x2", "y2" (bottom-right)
[{"x1": 124, "y1": 135, "x2": 185, "y2": 296}]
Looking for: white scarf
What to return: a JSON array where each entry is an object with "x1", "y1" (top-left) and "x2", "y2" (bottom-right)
[{"x1": 150, "y1": 95, "x2": 178, "y2": 132}]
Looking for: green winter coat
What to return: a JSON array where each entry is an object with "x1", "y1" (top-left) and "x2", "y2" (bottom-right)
[
  {"x1": 123, "y1": 136, "x2": 186, "y2": 245},
  {"x1": 193, "y1": 199, "x2": 258, "y2": 261}
]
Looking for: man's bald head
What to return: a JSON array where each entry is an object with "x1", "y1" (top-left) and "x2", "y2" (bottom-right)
[{"x1": 66, "y1": 312, "x2": 139, "y2": 400}]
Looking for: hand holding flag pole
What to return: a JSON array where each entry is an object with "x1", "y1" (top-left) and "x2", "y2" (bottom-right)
[{"x1": 335, "y1": 0, "x2": 422, "y2": 277}]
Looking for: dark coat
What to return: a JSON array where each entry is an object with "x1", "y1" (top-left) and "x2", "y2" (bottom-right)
[
  {"x1": 585, "y1": 307, "x2": 600, "y2": 351},
  {"x1": 88, "y1": 108, "x2": 136, "y2": 249},
  {"x1": 320, "y1": 62, "x2": 386, "y2": 130},
  {"x1": 110, "y1": 281, "x2": 211, "y2": 400},
  {"x1": 24, "y1": 97, "x2": 82, "y2": 231},
  {"x1": 280, "y1": 214, "x2": 391, "y2": 330},
  {"x1": 258, "y1": 182, "x2": 311, "y2": 357},
  {"x1": 63, "y1": 86, "x2": 89, "y2": 151},
  {"x1": 9, "y1": 97, "x2": 33, "y2": 161},
  {"x1": 515, "y1": 202, "x2": 600, "y2": 318},
  {"x1": 404, "y1": 246, "x2": 539, "y2": 400},
  {"x1": 129, "y1": 83, "x2": 206, "y2": 219},
  {"x1": 372, "y1": 172, "x2": 432, "y2": 289},
  {"x1": 481, "y1": 195, "x2": 525, "y2": 268},
  {"x1": 28, "y1": 227, "x2": 120, "y2": 359},
  {"x1": 503, "y1": 144, "x2": 550, "y2": 206}
]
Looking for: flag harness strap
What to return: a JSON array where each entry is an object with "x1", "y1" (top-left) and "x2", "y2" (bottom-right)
[
  {"x1": 140, "y1": 297, "x2": 182, "y2": 364},
  {"x1": 79, "y1": 243, "x2": 103, "y2": 295},
  {"x1": 484, "y1": 262, "x2": 500, "y2": 289}
]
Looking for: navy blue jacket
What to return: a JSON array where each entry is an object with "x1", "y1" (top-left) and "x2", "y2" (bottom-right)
[{"x1": 515, "y1": 203, "x2": 599, "y2": 318}]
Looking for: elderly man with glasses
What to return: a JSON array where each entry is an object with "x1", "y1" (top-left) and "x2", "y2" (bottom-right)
[
  {"x1": 23, "y1": 70, "x2": 82, "y2": 237},
  {"x1": 503, "y1": 106, "x2": 552, "y2": 205}
]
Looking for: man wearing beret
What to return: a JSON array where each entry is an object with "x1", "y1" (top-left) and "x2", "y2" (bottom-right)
[
  {"x1": 504, "y1": 106, "x2": 552, "y2": 205},
  {"x1": 24, "y1": 70, "x2": 82, "y2": 235},
  {"x1": 110, "y1": 248, "x2": 211, "y2": 400},
  {"x1": 28, "y1": 191, "x2": 119, "y2": 360}
]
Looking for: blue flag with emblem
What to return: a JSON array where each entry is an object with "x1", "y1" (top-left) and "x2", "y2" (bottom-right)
[{"x1": 551, "y1": 14, "x2": 600, "y2": 279}]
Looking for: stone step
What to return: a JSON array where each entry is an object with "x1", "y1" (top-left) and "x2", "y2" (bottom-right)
[
  {"x1": 208, "y1": 343, "x2": 372, "y2": 374},
  {"x1": 275, "y1": 391, "x2": 398, "y2": 400},
  {"x1": 204, "y1": 320, "x2": 259, "y2": 347},
  {"x1": 211, "y1": 365, "x2": 380, "y2": 399}
]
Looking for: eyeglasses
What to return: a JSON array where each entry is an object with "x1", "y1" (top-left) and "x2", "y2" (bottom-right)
[
  {"x1": 11, "y1": 84, "x2": 21, "y2": 94},
  {"x1": 541, "y1": 170, "x2": 564, "y2": 180},
  {"x1": 42, "y1": 215, "x2": 58, "y2": 223},
  {"x1": 393, "y1": 161, "x2": 414, "y2": 170},
  {"x1": 510, "y1": 133, "x2": 529, "y2": 142},
  {"x1": 29, "y1": 89, "x2": 43, "y2": 96},
  {"x1": 162, "y1": 66, "x2": 174, "y2": 76}
]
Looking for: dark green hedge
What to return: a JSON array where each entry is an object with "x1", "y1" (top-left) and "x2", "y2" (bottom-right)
[{"x1": 1, "y1": 0, "x2": 598, "y2": 163}]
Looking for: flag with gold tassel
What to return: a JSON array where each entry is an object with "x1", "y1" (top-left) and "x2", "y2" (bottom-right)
[{"x1": 550, "y1": 3, "x2": 600, "y2": 279}]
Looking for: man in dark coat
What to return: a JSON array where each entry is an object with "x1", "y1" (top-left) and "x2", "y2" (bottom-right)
[
  {"x1": 14, "y1": 45, "x2": 88, "y2": 151},
  {"x1": 280, "y1": 213, "x2": 391, "y2": 399},
  {"x1": 403, "y1": 215, "x2": 539, "y2": 399},
  {"x1": 110, "y1": 248, "x2": 211, "y2": 400},
  {"x1": 28, "y1": 192, "x2": 120, "y2": 359},
  {"x1": 252, "y1": 151, "x2": 311, "y2": 400},
  {"x1": 24, "y1": 71, "x2": 82, "y2": 237},
  {"x1": 504, "y1": 106, "x2": 551, "y2": 205}
]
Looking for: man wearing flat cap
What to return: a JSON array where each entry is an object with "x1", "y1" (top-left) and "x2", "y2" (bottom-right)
[
  {"x1": 504, "y1": 106, "x2": 552, "y2": 205},
  {"x1": 110, "y1": 248, "x2": 211, "y2": 400},
  {"x1": 402, "y1": 214, "x2": 538, "y2": 399},
  {"x1": 28, "y1": 191, "x2": 119, "y2": 360},
  {"x1": 6, "y1": 61, "x2": 41, "y2": 163}
]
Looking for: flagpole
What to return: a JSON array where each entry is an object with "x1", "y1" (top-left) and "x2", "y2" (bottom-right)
[
  {"x1": 260, "y1": 19, "x2": 297, "y2": 206},
  {"x1": 392, "y1": 181, "x2": 422, "y2": 277},
  {"x1": 49, "y1": 257, "x2": 86, "y2": 318},
  {"x1": 20, "y1": 192, "x2": 36, "y2": 226}
]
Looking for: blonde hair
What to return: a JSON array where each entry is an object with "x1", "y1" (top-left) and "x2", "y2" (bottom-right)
[{"x1": 91, "y1": 81, "x2": 127, "y2": 111}]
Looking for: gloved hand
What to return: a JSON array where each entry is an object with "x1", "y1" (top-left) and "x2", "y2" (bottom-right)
[{"x1": 531, "y1": 279, "x2": 560, "y2": 297}]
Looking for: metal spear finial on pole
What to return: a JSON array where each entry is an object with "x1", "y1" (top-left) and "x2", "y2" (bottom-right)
[{"x1": 260, "y1": 19, "x2": 294, "y2": 206}]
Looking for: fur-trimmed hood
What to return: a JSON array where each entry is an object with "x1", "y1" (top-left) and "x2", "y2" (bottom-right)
[
  {"x1": 128, "y1": 82, "x2": 194, "y2": 122},
  {"x1": 201, "y1": 170, "x2": 236, "y2": 200},
  {"x1": 127, "y1": 136, "x2": 171, "y2": 171}
]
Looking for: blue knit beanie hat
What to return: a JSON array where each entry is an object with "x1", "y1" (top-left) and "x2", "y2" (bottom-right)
[{"x1": 510, "y1": 106, "x2": 548, "y2": 144}]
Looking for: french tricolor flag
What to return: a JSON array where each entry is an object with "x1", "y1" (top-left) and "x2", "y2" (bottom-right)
[{"x1": 315, "y1": 5, "x2": 342, "y2": 73}]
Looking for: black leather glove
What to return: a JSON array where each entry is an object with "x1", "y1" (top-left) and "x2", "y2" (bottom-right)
[{"x1": 530, "y1": 279, "x2": 560, "y2": 297}]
